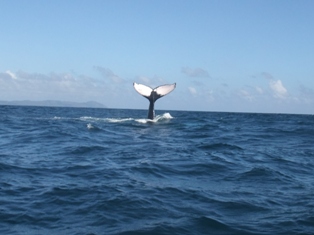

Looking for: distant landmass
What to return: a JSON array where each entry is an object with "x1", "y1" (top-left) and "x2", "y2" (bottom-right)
[{"x1": 0, "y1": 100, "x2": 107, "y2": 108}]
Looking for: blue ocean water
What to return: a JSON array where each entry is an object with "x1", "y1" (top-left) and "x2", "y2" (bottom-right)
[{"x1": 0, "y1": 105, "x2": 313, "y2": 235}]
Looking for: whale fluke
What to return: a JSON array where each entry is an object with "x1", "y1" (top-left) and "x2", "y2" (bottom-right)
[{"x1": 133, "y1": 83, "x2": 176, "y2": 119}]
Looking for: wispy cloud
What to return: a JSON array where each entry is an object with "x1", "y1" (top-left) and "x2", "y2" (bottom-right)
[
  {"x1": 136, "y1": 76, "x2": 151, "y2": 85},
  {"x1": 188, "y1": 86, "x2": 197, "y2": 95},
  {"x1": 94, "y1": 66, "x2": 125, "y2": 83},
  {"x1": 5, "y1": 70, "x2": 18, "y2": 79},
  {"x1": 1, "y1": 68, "x2": 312, "y2": 113},
  {"x1": 0, "y1": 72, "x2": 14, "y2": 80},
  {"x1": 191, "y1": 80, "x2": 205, "y2": 86},
  {"x1": 133, "y1": 75, "x2": 171, "y2": 89},
  {"x1": 298, "y1": 85, "x2": 314, "y2": 104},
  {"x1": 255, "y1": 86, "x2": 264, "y2": 94},
  {"x1": 181, "y1": 67, "x2": 210, "y2": 78},
  {"x1": 238, "y1": 89, "x2": 254, "y2": 101},
  {"x1": 261, "y1": 72, "x2": 274, "y2": 80},
  {"x1": 0, "y1": 70, "x2": 108, "y2": 102}
]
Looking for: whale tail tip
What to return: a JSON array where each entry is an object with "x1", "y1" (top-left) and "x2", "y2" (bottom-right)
[{"x1": 133, "y1": 82, "x2": 176, "y2": 102}]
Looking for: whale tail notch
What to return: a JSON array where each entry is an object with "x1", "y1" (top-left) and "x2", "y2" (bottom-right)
[{"x1": 133, "y1": 82, "x2": 176, "y2": 119}]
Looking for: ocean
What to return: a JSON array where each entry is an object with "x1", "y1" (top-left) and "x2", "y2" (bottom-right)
[{"x1": 0, "y1": 105, "x2": 313, "y2": 235}]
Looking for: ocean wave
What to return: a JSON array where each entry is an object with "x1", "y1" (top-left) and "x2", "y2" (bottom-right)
[{"x1": 1, "y1": 106, "x2": 314, "y2": 235}]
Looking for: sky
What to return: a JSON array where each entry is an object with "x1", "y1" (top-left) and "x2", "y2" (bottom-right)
[{"x1": 1, "y1": 0, "x2": 314, "y2": 114}]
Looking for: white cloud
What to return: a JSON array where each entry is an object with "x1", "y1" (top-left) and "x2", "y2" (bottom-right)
[
  {"x1": 260, "y1": 72, "x2": 288, "y2": 99},
  {"x1": 269, "y1": 79, "x2": 288, "y2": 99},
  {"x1": 181, "y1": 67, "x2": 209, "y2": 78}
]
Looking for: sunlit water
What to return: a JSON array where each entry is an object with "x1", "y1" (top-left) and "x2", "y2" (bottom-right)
[{"x1": 0, "y1": 106, "x2": 313, "y2": 235}]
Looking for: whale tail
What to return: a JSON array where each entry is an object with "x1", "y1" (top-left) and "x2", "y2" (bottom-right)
[{"x1": 133, "y1": 82, "x2": 176, "y2": 119}]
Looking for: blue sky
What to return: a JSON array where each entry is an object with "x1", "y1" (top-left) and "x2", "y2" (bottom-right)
[{"x1": 1, "y1": 0, "x2": 314, "y2": 114}]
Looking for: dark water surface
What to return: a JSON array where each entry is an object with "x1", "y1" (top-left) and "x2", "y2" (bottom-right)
[{"x1": 0, "y1": 105, "x2": 313, "y2": 235}]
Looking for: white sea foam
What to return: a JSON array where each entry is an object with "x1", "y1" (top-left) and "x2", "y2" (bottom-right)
[
  {"x1": 80, "y1": 116, "x2": 101, "y2": 121},
  {"x1": 86, "y1": 123, "x2": 94, "y2": 129},
  {"x1": 79, "y1": 116, "x2": 133, "y2": 123},
  {"x1": 135, "y1": 113, "x2": 174, "y2": 123},
  {"x1": 77, "y1": 113, "x2": 174, "y2": 124},
  {"x1": 135, "y1": 118, "x2": 149, "y2": 124},
  {"x1": 53, "y1": 116, "x2": 62, "y2": 120},
  {"x1": 105, "y1": 118, "x2": 133, "y2": 123}
]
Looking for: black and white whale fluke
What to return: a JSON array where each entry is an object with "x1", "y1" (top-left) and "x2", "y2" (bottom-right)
[{"x1": 133, "y1": 82, "x2": 176, "y2": 120}]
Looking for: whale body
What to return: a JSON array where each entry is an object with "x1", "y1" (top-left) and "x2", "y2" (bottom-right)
[{"x1": 133, "y1": 82, "x2": 176, "y2": 119}]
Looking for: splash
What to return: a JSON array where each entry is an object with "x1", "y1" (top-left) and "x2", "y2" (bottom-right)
[
  {"x1": 161, "y1": 112, "x2": 173, "y2": 119},
  {"x1": 135, "y1": 113, "x2": 173, "y2": 123}
]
